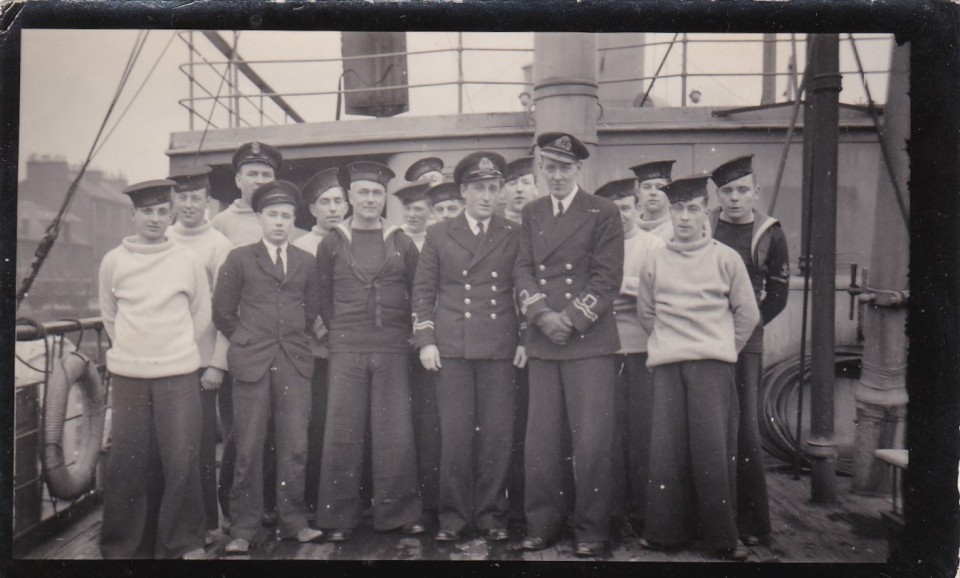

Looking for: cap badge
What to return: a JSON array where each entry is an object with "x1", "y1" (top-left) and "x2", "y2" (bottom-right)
[
  {"x1": 478, "y1": 157, "x2": 494, "y2": 171},
  {"x1": 251, "y1": 142, "x2": 261, "y2": 155},
  {"x1": 556, "y1": 136, "x2": 572, "y2": 151}
]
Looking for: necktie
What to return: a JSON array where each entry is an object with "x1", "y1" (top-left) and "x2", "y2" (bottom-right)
[
  {"x1": 275, "y1": 246, "x2": 284, "y2": 279},
  {"x1": 477, "y1": 221, "x2": 485, "y2": 237},
  {"x1": 556, "y1": 201, "x2": 564, "y2": 218}
]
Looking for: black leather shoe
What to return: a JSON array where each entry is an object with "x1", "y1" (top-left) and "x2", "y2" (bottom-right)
[
  {"x1": 485, "y1": 528, "x2": 509, "y2": 542},
  {"x1": 520, "y1": 536, "x2": 552, "y2": 551},
  {"x1": 574, "y1": 541, "x2": 604, "y2": 557},
  {"x1": 741, "y1": 534, "x2": 765, "y2": 546},
  {"x1": 400, "y1": 522, "x2": 426, "y2": 536},
  {"x1": 435, "y1": 529, "x2": 461, "y2": 542},
  {"x1": 717, "y1": 543, "x2": 749, "y2": 561},
  {"x1": 326, "y1": 528, "x2": 353, "y2": 542}
]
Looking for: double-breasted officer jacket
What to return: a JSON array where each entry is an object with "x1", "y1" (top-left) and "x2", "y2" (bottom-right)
[
  {"x1": 514, "y1": 187, "x2": 624, "y2": 360},
  {"x1": 213, "y1": 241, "x2": 320, "y2": 383},
  {"x1": 412, "y1": 213, "x2": 520, "y2": 360}
]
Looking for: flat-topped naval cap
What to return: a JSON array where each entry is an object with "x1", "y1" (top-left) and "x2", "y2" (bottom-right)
[
  {"x1": 661, "y1": 175, "x2": 710, "y2": 204},
  {"x1": 504, "y1": 156, "x2": 535, "y2": 183},
  {"x1": 710, "y1": 154, "x2": 755, "y2": 188},
  {"x1": 232, "y1": 141, "x2": 283, "y2": 172},
  {"x1": 302, "y1": 168, "x2": 345, "y2": 204},
  {"x1": 251, "y1": 180, "x2": 302, "y2": 213},
  {"x1": 168, "y1": 164, "x2": 212, "y2": 193},
  {"x1": 629, "y1": 160, "x2": 675, "y2": 183},
  {"x1": 346, "y1": 161, "x2": 395, "y2": 187},
  {"x1": 595, "y1": 178, "x2": 637, "y2": 202},
  {"x1": 536, "y1": 132, "x2": 590, "y2": 163},
  {"x1": 404, "y1": 157, "x2": 444, "y2": 182},
  {"x1": 454, "y1": 151, "x2": 506, "y2": 185},
  {"x1": 393, "y1": 182, "x2": 432, "y2": 206},
  {"x1": 123, "y1": 179, "x2": 176, "y2": 208},
  {"x1": 425, "y1": 182, "x2": 463, "y2": 205}
]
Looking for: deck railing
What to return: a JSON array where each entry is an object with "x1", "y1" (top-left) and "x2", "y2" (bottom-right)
[
  {"x1": 175, "y1": 32, "x2": 893, "y2": 128},
  {"x1": 14, "y1": 317, "x2": 110, "y2": 546}
]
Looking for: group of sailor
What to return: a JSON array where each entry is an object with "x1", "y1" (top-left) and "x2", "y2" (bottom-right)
[{"x1": 97, "y1": 132, "x2": 789, "y2": 561}]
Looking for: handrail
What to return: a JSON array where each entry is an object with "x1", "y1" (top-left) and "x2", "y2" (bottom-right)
[
  {"x1": 187, "y1": 46, "x2": 535, "y2": 68},
  {"x1": 16, "y1": 317, "x2": 105, "y2": 341},
  {"x1": 14, "y1": 316, "x2": 110, "y2": 546},
  {"x1": 177, "y1": 79, "x2": 531, "y2": 105},
  {"x1": 598, "y1": 34, "x2": 891, "y2": 52},
  {"x1": 176, "y1": 32, "x2": 893, "y2": 127}
]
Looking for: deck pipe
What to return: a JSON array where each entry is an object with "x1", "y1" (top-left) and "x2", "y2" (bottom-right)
[
  {"x1": 805, "y1": 34, "x2": 842, "y2": 504},
  {"x1": 851, "y1": 41, "x2": 910, "y2": 494}
]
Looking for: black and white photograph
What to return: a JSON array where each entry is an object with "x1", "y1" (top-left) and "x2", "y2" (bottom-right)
[{"x1": 4, "y1": 2, "x2": 959, "y2": 576}]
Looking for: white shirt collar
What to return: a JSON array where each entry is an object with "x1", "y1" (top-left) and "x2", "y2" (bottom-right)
[
  {"x1": 551, "y1": 186, "x2": 579, "y2": 215},
  {"x1": 464, "y1": 212, "x2": 491, "y2": 235},
  {"x1": 262, "y1": 239, "x2": 290, "y2": 262}
]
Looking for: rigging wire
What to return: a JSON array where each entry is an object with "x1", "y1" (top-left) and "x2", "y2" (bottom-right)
[
  {"x1": 192, "y1": 31, "x2": 242, "y2": 165},
  {"x1": 93, "y1": 31, "x2": 178, "y2": 159},
  {"x1": 847, "y1": 33, "x2": 909, "y2": 230},
  {"x1": 637, "y1": 33, "x2": 679, "y2": 108},
  {"x1": 767, "y1": 37, "x2": 811, "y2": 216},
  {"x1": 16, "y1": 30, "x2": 149, "y2": 312}
]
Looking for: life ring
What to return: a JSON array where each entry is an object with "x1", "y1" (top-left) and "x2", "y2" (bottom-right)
[{"x1": 42, "y1": 352, "x2": 106, "y2": 500}]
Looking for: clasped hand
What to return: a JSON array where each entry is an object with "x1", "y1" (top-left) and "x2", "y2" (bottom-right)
[{"x1": 537, "y1": 311, "x2": 574, "y2": 345}]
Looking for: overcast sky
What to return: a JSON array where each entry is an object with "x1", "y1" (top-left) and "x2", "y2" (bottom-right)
[{"x1": 19, "y1": 29, "x2": 892, "y2": 186}]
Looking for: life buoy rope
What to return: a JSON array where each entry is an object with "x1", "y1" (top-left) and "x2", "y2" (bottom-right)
[{"x1": 42, "y1": 351, "x2": 106, "y2": 500}]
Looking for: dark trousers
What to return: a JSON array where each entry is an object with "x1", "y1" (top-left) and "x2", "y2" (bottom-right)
[
  {"x1": 508, "y1": 366, "x2": 529, "y2": 522},
  {"x1": 218, "y1": 374, "x2": 277, "y2": 523},
  {"x1": 410, "y1": 358, "x2": 441, "y2": 512},
  {"x1": 524, "y1": 356, "x2": 617, "y2": 543},
  {"x1": 317, "y1": 352, "x2": 423, "y2": 531},
  {"x1": 304, "y1": 357, "x2": 329, "y2": 516},
  {"x1": 617, "y1": 352, "x2": 654, "y2": 524},
  {"x1": 230, "y1": 351, "x2": 312, "y2": 543},
  {"x1": 643, "y1": 359, "x2": 739, "y2": 550},
  {"x1": 735, "y1": 351, "x2": 770, "y2": 539},
  {"x1": 101, "y1": 372, "x2": 204, "y2": 559},
  {"x1": 435, "y1": 358, "x2": 516, "y2": 533},
  {"x1": 199, "y1": 384, "x2": 219, "y2": 531}
]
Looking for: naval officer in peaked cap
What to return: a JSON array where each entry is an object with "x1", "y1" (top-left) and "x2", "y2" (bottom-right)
[
  {"x1": 514, "y1": 132, "x2": 624, "y2": 557},
  {"x1": 412, "y1": 151, "x2": 524, "y2": 542}
]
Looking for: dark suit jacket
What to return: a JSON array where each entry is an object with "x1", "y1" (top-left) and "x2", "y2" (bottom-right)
[
  {"x1": 412, "y1": 213, "x2": 520, "y2": 360},
  {"x1": 514, "y1": 187, "x2": 624, "y2": 360},
  {"x1": 213, "y1": 241, "x2": 320, "y2": 382}
]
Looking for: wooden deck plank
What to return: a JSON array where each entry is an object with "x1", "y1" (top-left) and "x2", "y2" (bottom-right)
[{"x1": 17, "y1": 466, "x2": 893, "y2": 563}]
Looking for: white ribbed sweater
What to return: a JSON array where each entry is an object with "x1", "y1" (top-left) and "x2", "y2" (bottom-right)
[
  {"x1": 638, "y1": 235, "x2": 760, "y2": 367},
  {"x1": 168, "y1": 221, "x2": 233, "y2": 370},
  {"x1": 98, "y1": 236, "x2": 210, "y2": 378}
]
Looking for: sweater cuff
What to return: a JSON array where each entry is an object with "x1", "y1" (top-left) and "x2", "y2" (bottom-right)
[{"x1": 210, "y1": 332, "x2": 230, "y2": 371}]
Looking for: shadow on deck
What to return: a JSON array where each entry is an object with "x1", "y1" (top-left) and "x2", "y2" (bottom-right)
[{"x1": 20, "y1": 464, "x2": 894, "y2": 564}]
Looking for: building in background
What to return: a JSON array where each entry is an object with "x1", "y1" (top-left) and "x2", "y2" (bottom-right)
[{"x1": 16, "y1": 155, "x2": 131, "y2": 319}]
